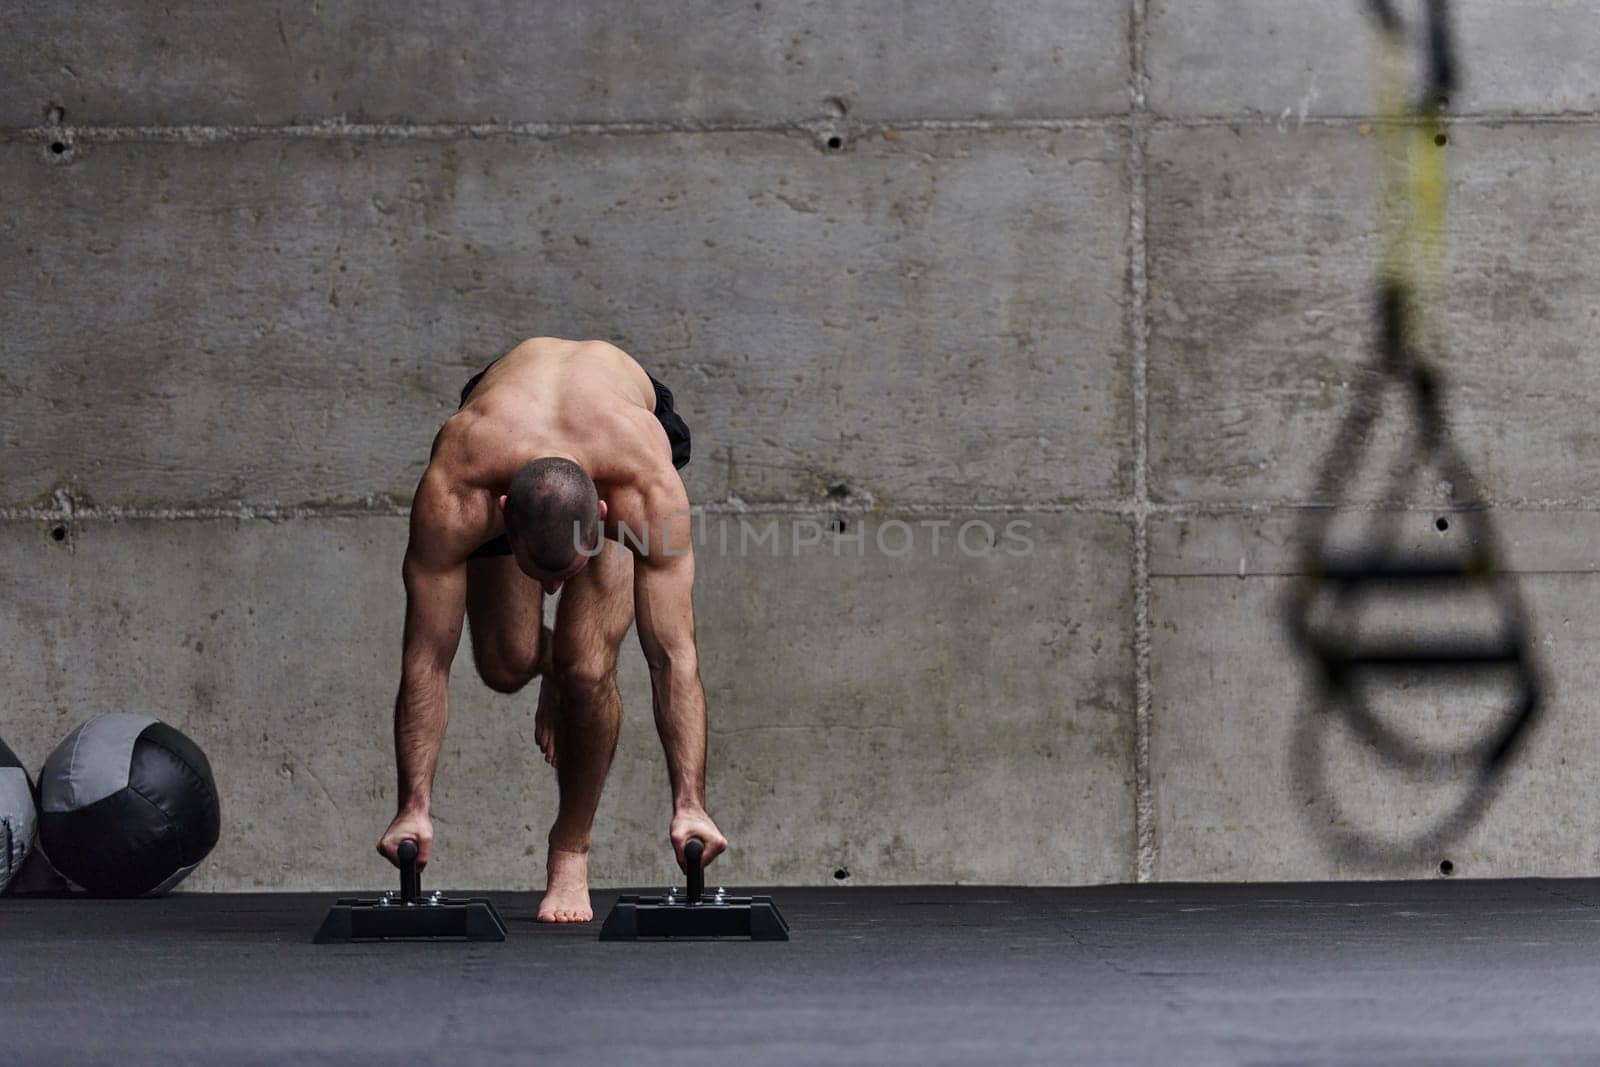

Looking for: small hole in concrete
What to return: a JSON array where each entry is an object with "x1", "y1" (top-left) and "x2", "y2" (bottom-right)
[
  {"x1": 833, "y1": 867, "x2": 850, "y2": 881},
  {"x1": 1434, "y1": 133, "x2": 1448, "y2": 147},
  {"x1": 50, "y1": 141, "x2": 66, "y2": 155},
  {"x1": 1435, "y1": 517, "x2": 1450, "y2": 533},
  {"x1": 1439, "y1": 859, "x2": 1455, "y2": 876},
  {"x1": 830, "y1": 518, "x2": 848, "y2": 534},
  {"x1": 825, "y1": 135, "x2": 843, "y2": 151},
  {"x1": 50, "y1": 524, "x2": 67, "y2": 542}
]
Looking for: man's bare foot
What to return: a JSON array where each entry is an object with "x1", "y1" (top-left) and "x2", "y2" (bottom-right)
[
  {"x1": 534, "y1": 676, "x2": 559, "y2": 768},
  {"x1": 536, "y1": 846, "x2": 592, "y2": 923}
]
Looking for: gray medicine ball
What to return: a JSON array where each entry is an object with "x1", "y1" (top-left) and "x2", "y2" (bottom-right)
[
  {"x1": 0, "y1": 736, "x2": 37, "y2": 893},
  {"x1": 39, "y1": 714, "x2": 221, "y2": 897}
]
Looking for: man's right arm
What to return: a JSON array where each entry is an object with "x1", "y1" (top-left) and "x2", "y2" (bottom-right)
[{"x1": 378, "y1": 477, "x2": 472, "y2": 868}]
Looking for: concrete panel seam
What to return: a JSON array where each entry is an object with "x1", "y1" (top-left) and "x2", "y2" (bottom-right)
[
  {"x1": 1129, "y1": 0, "x2": 1156, "y2": 886},
  {"x1": 1146, "y1": 112, "x2": 1600, "y2": 129},
  {"x1": 0, "y1": 116, "x2": 1122, "y2": 147},
  {"x1": 8, "y1": 498, "x2": 1593, "y2": 524},
  {"x1": 0, "y1": 499, "x2": 1144, "y2": 523},
  {"x1": 1151, "y1": 566, "x2": 1599, "y2": 580},
  {"x1": 1142, "y1": 499, "x2": 1600, "y2": 516},
  {"x1": 8, "y1": 111, "x2": 1600, "y2": 147}
]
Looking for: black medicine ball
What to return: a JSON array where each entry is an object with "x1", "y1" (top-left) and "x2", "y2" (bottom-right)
[
  {"x1": 38, "y1": 714, "x2": 221, "y2": 897},
  {"x1": 0, "y1": 736, "x2": 37, "y2": 893}
]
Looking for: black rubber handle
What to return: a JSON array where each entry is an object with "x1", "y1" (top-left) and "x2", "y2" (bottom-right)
[
  {"x1": 684, "y1": 838, "x2": 704, "y2": 903},
  {"x1": 398, "y1": 839, "x2": 420, "y2": 904}
]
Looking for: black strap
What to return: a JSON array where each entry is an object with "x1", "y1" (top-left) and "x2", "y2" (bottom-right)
[{"x1": 1283, "y1": 0, "x2": 1543, "y2": 864}]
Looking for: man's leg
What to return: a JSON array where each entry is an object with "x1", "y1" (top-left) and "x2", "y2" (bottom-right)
[
  {"x1": 465, "y1": 554, "x2": 548, "y2": 693},
  {"x1": 539, "y1": 539, "x2": 636, "y2": 923}
]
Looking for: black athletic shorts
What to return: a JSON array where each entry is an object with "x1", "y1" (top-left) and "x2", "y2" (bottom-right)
[{"x1": 459, "y1": 359, "x2": 691, "y2": 560}]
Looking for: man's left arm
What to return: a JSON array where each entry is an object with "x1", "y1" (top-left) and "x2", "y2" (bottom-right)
[{"x1": 632, "y1": 485, "x2": 728, "y2": 870}]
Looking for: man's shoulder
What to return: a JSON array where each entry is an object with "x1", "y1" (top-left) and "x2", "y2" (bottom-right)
[
  {"x1": 408, "y1": 464, "x2": 494, "y2": 564},
  {"x1": 604, "y1": 459, "x2": 690, "y2": 557}
]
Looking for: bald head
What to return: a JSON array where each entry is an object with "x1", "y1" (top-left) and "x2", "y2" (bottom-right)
[{"x1": 503, "y1": 458, "x2": 601, "y2": 572}]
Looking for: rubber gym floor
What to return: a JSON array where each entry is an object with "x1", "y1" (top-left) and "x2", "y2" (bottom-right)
[{"x1": 6, "y1": 879, "x2": 1600, "y2": 1065}]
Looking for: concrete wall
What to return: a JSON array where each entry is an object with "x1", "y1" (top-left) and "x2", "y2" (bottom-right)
[{"x1": 0, "y1": 1, "x2": 1594, "y2": 890}]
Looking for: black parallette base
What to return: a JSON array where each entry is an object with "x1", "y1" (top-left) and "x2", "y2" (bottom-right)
[
  {"x1": 314, "y1": 895, "x2": 507, "y2": 943},
  {"x1": 599, "y1": 894, "x2": 790, "y2": 941}
]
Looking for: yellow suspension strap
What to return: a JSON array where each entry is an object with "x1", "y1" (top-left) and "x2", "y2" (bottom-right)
[
  {"x1": 1374, "y1": 0, "x2": 1449, "y2": 398},
  {"x1": 1284, "y1": 0, "x2": 1543, "y2": 864}
]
